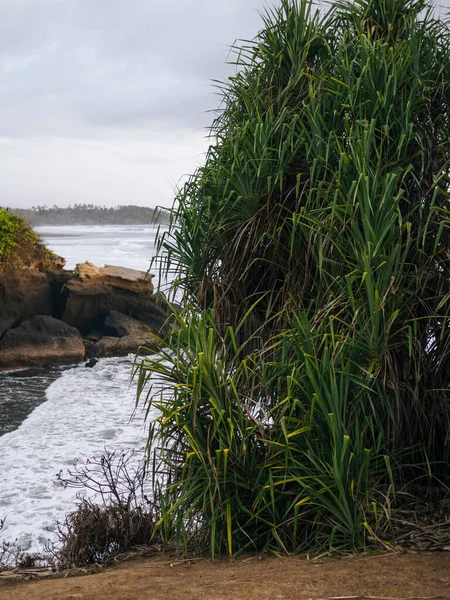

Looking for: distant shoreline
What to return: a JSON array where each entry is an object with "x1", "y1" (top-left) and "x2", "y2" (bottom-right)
[
  {"x1": 33, "y1": 221, "x2": 163, "y2": 227},
  {"x1": 8, "y1": 204, "x2": 170, "y2": 227}
]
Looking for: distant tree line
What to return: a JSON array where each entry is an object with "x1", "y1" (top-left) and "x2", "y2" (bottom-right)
[{"x1": 10, "y1": 204, "x2": 170, "y2": 226}]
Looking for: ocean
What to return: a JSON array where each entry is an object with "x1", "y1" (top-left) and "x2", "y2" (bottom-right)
[{"x1": 0, "y1": 225, "x2": 168, "y2": 553}]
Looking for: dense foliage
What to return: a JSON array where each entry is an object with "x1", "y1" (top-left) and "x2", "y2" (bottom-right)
[
  {"x1": 12, "y1": 204, "x2": 170, "y2": 226},
  {"x1": 0, "y1": 208, "x2": 55, "y2": 272},
  {"x1": 137, "y1": 0, "x2": 450, "y2": 555}
]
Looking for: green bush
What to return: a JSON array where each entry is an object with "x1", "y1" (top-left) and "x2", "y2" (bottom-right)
[
  {"x1": 137, "y1": 309, "x2": 395, "y2": 554},
  {"x1": 138, "y1": 0, "x2": 450, "y2": 556},
  {"x1": 0, "y1": 208, "x2": 55, "y2": 271}
]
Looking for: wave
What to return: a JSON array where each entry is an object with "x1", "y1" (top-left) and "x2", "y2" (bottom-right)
[{"x1": 0, "y1": 356, "x2": 152, "y2": 552}]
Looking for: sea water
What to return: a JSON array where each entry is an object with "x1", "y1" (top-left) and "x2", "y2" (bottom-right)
[{"x1": 0, "y1": 225, "x2": 168, "y2": 552}]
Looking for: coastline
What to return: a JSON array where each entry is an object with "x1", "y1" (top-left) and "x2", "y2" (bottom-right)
[{"x1": 0, "y1": 224, "x2": 164, "y2": 552}]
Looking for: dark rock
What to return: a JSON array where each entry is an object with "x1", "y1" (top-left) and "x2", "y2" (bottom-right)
[
  {"x1": 104, "y1": 310, "x2": 154, "y2": 338},
  {"x1": 83, "y1": 330, "x2": 103, "y2": 342},
  {"x1": 128, "y1": 291, "x2": 171, "y2": 334},
  {"x1": 85, "y1": 358, "x2": 99, "y2": 368},
  {"x1": 0, "y1": 269, "x2": 72, "y2": 338},
  {"x1": 85, "y1": 333, "x2": 160, "y2": 359},
  {"x1": 0, "y1": 315, "x2": 85, "y2": 368},
  {"x1": 0, "y1": 271, "x2": 52, "y2": 338}
]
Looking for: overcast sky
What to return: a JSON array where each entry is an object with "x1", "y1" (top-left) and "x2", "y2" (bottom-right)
[
  {"x1": 0, "y1": 0, "x2": 265, "y2": 209},
  {"x1": 2, "y1": 1, "x2": 450, "y2": 210}
]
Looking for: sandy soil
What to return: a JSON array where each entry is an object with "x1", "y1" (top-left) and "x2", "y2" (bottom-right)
[{"x1": 0, "y1": 552, "x2": 449, "y2": 600}]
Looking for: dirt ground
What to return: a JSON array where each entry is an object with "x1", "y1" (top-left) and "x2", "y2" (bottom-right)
[
  {"x1": 0, "y1": 552, "x2": 449, "y2": 600},
  {"x1": 0, "y1": 552, "x2": 450, "y2": 600}
]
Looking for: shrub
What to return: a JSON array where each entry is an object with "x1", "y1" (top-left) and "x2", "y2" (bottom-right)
[
  {"x1": 138, "y1": 0, "x2": 450, "y2": 556},
  {"x1": 156, "y1": 0, "x2": 450, "y2": 463},
  {"x1": 137, "y1": 308, "x2": 397, "y2": 555},
  {"x1": 54, "y1": 451, "x2": 160, "y2": 567},
  {"x1": 0, "y1": 207, "x2": 56, "y2": 272}
]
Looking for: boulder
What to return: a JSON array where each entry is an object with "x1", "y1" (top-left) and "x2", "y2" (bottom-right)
[
  {"x1": 0, "y1": 268, "x2": 72, "y2": 338},
  {"x1": 85, "y1": 310, "x2": 161, "y2": 359},
  {"x1": 104, "y1": 310, "x2": 155, "y2": 338},
  {"x1": 0, "y1": 270, "x2": 53, "y2": 338},
  {"x1": 85, "y1": 333, "x2": 160, "y2": 359},
  {"x1": 85, "y1": 358, "x2": 99, "y2": 368},
  {"x1": 61, "y1": 262, "x2": 165, "y2": 334},
  {"x1": 0, "y1": 315, "x2": 85, "y2": 368}
]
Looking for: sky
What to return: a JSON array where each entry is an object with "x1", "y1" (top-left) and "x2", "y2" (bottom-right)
[
  {"x1": 0, "y1": 0, "x2": 265, "y2": 209},
  {"x1": 2, "y1": 1, "x2": 450, "y2": 211}
]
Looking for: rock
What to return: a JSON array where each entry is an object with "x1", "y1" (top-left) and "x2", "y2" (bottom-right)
[
  {"x1": 128, "y1": 291, "x2": 171, "y2": 334},
  {"x1": 5, "y1": 367, "x2": 48, "y2": 378},
  {"x1": 0, "y1": 315, "x2": 85, "y2": 368},
  {"x1": 68, "y1": 262, "x2": 154, "y2": 295},
  {"x1": 0, "y1": 270, "x2": 52, "y2": 338},
  {"x1": 104, "y1": 310, "x2": 154, "y2": 338},
  {"x1": 85, "y1": 358, "x2": 99, "y2": 368},
  {"x1": 0, "y1": 268, "x2": 72, "y2": 338},
  {"x1": 83, "y1": 330, "x2": 103, "y2": 342},
  {"x1": 84, "y1": 332, "x2": 160, "y2": 359},
  {"x1": 91, "y1": 310, "x2": 164, "y2": 359},
  {"x1": 61, "y1": 262, "x2": 163, "y2": 335}
]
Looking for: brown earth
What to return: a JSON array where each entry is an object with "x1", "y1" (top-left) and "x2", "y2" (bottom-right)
[{"x1": 1, "y1": 553, "x2": 449, "y2": 600}]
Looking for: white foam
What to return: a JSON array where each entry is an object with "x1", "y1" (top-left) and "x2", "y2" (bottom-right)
[
  {"x1": 0, "y1": 224, "x2": 172, "y2": 553},
  {"x1": 0, "y1": 356, "x2": 155, "y2": 552},
  {"x1": 36, "y1": 224, "x2": 166, "y2": 272}
]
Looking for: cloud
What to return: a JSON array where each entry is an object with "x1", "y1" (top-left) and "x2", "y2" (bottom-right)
[
  {"x1": 3, "y1": 0, "x2": 448, "y2": 209},
  {"x1": 0, "y1": 129, "x2": 208, "y2": 208},
  {"x1": 0, "y1": 0, "x2": 264, "y2": 207},
  {"x1": 0, "y1": 0, "x2": 264, "y2": 136}
]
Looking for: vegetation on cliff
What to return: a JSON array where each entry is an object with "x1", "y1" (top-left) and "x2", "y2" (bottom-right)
[
  {"x1": 0, "y1": 208, "x2": 58, "y2": 272},
  {"x1": 137, "y1": 0, "x2": 450, "y2": 556},
  {"x1": 12, "y1": 204, "x2": 170, "y2": 226}
]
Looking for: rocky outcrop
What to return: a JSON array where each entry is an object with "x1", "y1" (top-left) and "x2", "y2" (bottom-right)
[
  {"x1": 84, "y1": 310, "x2": 160, "y2": 358},
  {"x1": 0, "y1": 269, "x2": 70, "y2": 338},
  {"x1": 0, "y1": 262, "x2": 170, "y2": 369},
  {"x1": 61, "y1": 263, "x2": 162, "y2": 333},
  {"x1": 0, "y1": 315, "x2": 85, "y2": 368}
]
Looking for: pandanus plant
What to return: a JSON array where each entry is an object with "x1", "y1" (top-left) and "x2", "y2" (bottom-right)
[{"x1": 138, "y1": 0, "x2": 450, "y2": 555}]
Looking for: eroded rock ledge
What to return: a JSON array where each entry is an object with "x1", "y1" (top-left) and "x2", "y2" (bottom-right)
[{"x1": 0, "y1": 262, "x2": 169, "y2": 369}]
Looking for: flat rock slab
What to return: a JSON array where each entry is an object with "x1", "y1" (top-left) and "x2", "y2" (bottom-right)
[
  {"x1": 67, "y1": 262, "x2": 154, "y2": 295},
  {"x1": 75, "y1": 262, "x2": 153, "y2": 283},
  {"x1": 102, "y1": 265, "x2": 153, "y2": 283}
]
